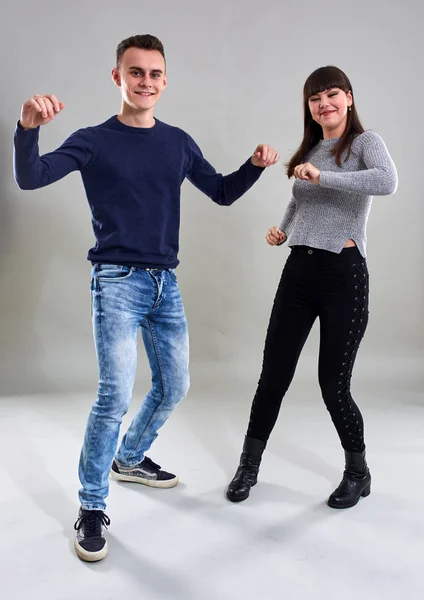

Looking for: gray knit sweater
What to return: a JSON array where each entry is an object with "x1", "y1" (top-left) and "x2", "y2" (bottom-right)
[{"x1": 279, "y1": 131, "x2": 398, "y2": 257}]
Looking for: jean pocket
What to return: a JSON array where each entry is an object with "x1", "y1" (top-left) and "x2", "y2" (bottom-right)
[
  {"x1": 167, "y1": 268, "x2": 178, "y2": 283},
  {"x1": 97, "y1": 264, "x2": 134, "y2": 281}
]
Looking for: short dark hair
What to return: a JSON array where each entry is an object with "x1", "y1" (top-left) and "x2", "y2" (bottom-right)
[{"x1": 116, "y1": 34, "x2": 166, "y2": 69}]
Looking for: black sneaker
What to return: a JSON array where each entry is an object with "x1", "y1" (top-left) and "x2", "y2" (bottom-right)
[
  {"x1": 74, "y1": 509, "x2": 110, "y2": 562},
  {"x1": 110, "y1": 456, "x2": 179, "y2": 488}
]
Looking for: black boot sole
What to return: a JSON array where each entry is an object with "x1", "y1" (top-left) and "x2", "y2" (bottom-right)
[
  {"x1": 226, "y1": 480, "x2": 257, "y2": 503},
  {"x1": 327, "y1": 483, "x2": 371, "y2": 509}
]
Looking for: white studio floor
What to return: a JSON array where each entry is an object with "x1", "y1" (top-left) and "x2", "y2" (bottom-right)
[{"x1": 1, "y1": 374, "x2": 423, "y2": 600}]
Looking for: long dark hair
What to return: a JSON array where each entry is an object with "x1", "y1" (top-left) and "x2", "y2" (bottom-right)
[{"x1": 286, "y1": 66, "x2": 365, "y2": 178}]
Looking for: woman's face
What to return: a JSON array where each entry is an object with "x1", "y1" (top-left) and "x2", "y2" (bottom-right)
[{"x1": 308, "y1": 87, "x2": 353, "y2": 138}]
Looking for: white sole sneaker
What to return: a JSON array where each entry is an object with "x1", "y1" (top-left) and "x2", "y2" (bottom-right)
[
  {"x1": 74, "y1": 538, "x2": 108, "y2": 562},
  {"x1": 110, "y1": 469, "x2": 179, "y2": 488}
]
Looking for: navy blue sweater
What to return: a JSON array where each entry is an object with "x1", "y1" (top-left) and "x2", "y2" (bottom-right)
[{"x1": 14, "y1": 116, "x2": 264, "y2": 268}]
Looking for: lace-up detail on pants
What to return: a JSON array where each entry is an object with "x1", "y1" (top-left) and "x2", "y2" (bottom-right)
[
  {"x1": 332, "y1": 261, "x2": 368, "y2": 452},
  {"x1": 247, "y1": 246, "x2": 369, "y2": 452}
]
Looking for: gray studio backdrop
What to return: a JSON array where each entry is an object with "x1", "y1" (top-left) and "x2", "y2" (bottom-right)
[{"x1": 0, "y1": 0, "x2": 422, "y2": 396}]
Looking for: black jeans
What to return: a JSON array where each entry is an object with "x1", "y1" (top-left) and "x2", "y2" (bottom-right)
[{"x1": 247, "y1": 245, "x2": 369, "y2": 452}]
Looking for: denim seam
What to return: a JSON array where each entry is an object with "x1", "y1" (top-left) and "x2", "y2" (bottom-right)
[
  {"x1": 127, "y1": 318, "x2": 168, "y2": 461},
  {"x1": 148, "y1": 271, "x2": 165, "y2": 311},
  {"x1": 81, "y1": 276, "x2": 108, "y2": 510}
]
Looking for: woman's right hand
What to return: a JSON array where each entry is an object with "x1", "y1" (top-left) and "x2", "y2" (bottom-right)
[
  {"x1": 20, "y1": 94, "x2": 65, "y2": 130},
  {"x1": 266, "y1": 226, "x2": 286, "y2": 246}
]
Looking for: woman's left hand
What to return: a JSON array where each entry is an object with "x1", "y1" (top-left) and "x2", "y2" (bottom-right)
[{"x1": 293, "y1": 162, "x2": 321, "y2": 184}]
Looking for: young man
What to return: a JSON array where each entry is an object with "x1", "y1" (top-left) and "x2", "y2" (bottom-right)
[{"x1": 13, "y1": 34, "x2": 279, "y2": 562}]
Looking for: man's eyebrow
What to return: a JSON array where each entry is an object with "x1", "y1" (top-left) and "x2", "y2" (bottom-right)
[{"x1": 128, "y1": 66, "x2": 164, "y2": 74}]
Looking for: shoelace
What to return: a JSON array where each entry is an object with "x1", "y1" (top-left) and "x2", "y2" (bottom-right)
[{"x1": 74, "y1": 510, "x2": 111, "y2": 537}]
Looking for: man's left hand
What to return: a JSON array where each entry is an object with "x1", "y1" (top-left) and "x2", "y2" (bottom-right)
[{"x1": 251, "y1": 144, "x2": 280, "y2": 168}]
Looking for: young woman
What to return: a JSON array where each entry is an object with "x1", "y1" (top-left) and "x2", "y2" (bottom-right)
[{"x1": 226, "y1": 66, "x2": 398, "y2": 509}]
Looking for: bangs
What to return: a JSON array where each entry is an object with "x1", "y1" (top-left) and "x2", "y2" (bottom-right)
[{"x1": 304, "y1": 66, "x2": 351, "y2": 100}]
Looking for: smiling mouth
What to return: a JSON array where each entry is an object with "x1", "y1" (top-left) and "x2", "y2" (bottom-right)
[
  {"x1": 320, "y1": 111, "x2": 336, "y2": 117},
  {"x1": 135, "y1": 91, "x2": 155, "y2": 96}
]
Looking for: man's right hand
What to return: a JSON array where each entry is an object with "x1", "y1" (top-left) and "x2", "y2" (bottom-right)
[
  {"x1": 20, "y1": 94, "x2": 65, "y2": 130},
  {"x1": 266, "y1": 226, "x2": 286, "y2": 246}
]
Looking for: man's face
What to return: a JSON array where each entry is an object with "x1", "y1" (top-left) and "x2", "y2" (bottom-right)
[{"x1": 112, "y1": 48, "x2": 167, "y2": 111}]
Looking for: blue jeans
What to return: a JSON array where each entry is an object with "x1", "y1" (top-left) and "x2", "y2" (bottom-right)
[{"x1": 78, "y1": 265, "x2": 190, "y2": 510}]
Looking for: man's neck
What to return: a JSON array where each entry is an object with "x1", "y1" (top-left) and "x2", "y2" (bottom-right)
[{"x1": 117, "y1": 105, "x2": 156, "y2": 129}]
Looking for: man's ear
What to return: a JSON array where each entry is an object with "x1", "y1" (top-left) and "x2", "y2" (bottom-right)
[{"x1": 111, "y1": 68, "x2": 121, "y2": 87}]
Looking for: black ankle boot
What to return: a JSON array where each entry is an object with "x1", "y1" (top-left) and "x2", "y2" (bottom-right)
[
  {"x1": 327, "y1": 450, "x2": 371, "y2": 509},
  {"x1": 226, "y1": 436, "x2": 266, "y2": 502}
]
